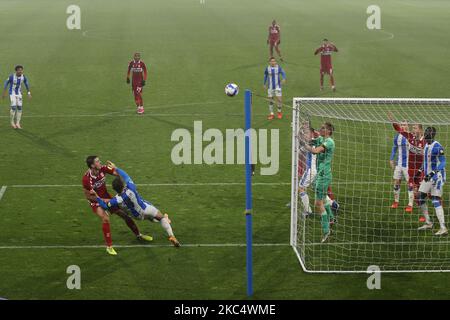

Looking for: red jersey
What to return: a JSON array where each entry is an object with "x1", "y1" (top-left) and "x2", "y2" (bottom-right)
[
  {"x1": 127, "y1": 60, "x2": 148, "y2": 85},
  {"x1": 82, "y1": 166, "x2": 115, "y2": 201},
  {"x1": 268, "y1": 24, "x2": 280, "y2": 42},
  {"x1": 314, "y1": 44, "x2": 338, "y2": 69},
  {"x1": 393, "y1": 123, "x2": 425, "y2": 171}
]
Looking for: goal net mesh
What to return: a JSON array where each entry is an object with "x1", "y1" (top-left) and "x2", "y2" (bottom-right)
[{"x1": 290, "y1": 98, "x2": 450, "y2": 273}]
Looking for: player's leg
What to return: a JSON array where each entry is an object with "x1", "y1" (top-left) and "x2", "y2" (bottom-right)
[
  {"x1": 417, "y1": 181, "x2": 433, "y2": 230},
  {"x1": 431, "y1": 175, "x2": 447, "y2": 235},
  {"x1": 404, "y1": 168, "x2": 414, "y2": 212},
  {"x1": 275, "y1": 91, "x2": 283, "y2": 119},
  {"x1": 15, "y1": 95, "x2": 23, "y2": 129},
  {"x1": 274, "y1": 43, "x2": 283, "y2": 61},
  {"x1": 315, "y1": 177, "x2": 331, "y2": 242},
  {"x1": 144, "y1": 205, "x2": 180, "y2": 247},
  {"x1": 9, "y1": 95, "x2": 17, "y2": 129},
  {"x1": 329, "y1": 69, "x2": 336, "y2": 91},
  {"x1": 269, "y1": 43, "x2": 274, "y2": 58},
  {"x1": 112, "y1": 209, "x2": 153, "y2": 241},
  {"x1": 391, "y1": 166, "x2": 402, "y2": 208},
  {"x1": 92, "y1": 206, "x2": 116, "y2": 255},
  {"x1": 267, "y1": 90, "x2": 275, "y2": 120},
  {"x1": 319, "y1": 71, "x2": 324, "y2": 91}
]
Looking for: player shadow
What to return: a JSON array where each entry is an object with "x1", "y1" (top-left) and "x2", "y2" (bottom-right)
[
  {"x1": 15, "y1": 130, "x2": 76, "y2": 159},
  {"x1": 145, "y1": 115, "x2": 194, "y2": 131}
]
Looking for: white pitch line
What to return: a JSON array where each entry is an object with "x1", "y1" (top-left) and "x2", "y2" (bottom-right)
[
  {"x1": 9, "y1": 181, "x2": 394, "y2": 188},
  {"x1": 11, "y1": 182, "x2": 290, "y2": 188},
  {"x1": 0, "y1": 186, "x2": 6, "y2": 201},
  {"x1": 0, "y1": 243, "x2": 289, "y2": 250}
]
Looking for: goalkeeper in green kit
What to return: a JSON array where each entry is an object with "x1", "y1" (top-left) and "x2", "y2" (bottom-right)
[{"x1": 305, "y1": 122, "x2": 336, "y2": 243}]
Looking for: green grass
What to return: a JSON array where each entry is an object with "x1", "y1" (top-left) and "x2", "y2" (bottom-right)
[{"x1": 1, "y1": 0, "x2": 450, "y2": 299}]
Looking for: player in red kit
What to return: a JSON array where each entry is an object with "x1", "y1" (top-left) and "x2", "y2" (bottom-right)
[
  {"x1": 267, "y1": 20, "x2": 283, "y2": 61},
  {"x1": 388, "y1": 112, "x2": 425, "y2": 213},
  {"x1": 82, "y1": 156, "x2": 153, "y2": 255},
  {"x1": 126, "y1": 52, "x2": 148, "y2": 115},
  {"x1": 314, "y1": 39, "x2": 338, "y2": 91}
]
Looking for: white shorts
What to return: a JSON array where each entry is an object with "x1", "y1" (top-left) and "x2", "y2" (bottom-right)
[
  {"x1": 268, "y1": 88, "x2": 282, "y2": 98},
  {"x1": 419, "y1": 172, "x2": 445, "y2": 197},
  {"x1": 299, "y1": 168, "x2": 317, "y2": 188},
  {"x1": 140, "y1": 203, "x2": 159, "y2": 220},
  {"x1": 10, "y1": 94, "x2": 23, "y2": 107},
  {"x1": 393, "y1": 166, "x2": 409, "y2": 181}
]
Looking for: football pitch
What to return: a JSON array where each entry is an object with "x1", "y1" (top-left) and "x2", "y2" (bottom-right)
[{"x1": 1, "y1": 0, "x2": 450, "y2": 299}]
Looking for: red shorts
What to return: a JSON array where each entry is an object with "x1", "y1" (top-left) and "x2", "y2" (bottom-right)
[
  {"x1": 320, "y1": 66, "x2": 333, "y2": 74},
  {"x1": 132, "y1": 85, "x2": 143, "y2": 95},
  {"x1": 408, "y1": 168, "x2": 423, "y2": 188},
  {"x1": 269, "y1": 39, "x2": 280, "y2": 46}
]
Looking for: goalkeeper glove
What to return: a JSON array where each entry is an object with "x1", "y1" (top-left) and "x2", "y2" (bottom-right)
[
  {"x1": 425, "y1": 171, "x2": 436, "y2": 182},
  {"x1": 141, "y1": 80, "x2": 146, "y2": 86},
  {"x1": 126, "y1": 78, "x2": 130, "y2": 84}
]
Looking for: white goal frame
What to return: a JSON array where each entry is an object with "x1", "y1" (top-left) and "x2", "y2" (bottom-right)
[{"x1": 290, "y1": 97, "x2": 450, "y2": 273}]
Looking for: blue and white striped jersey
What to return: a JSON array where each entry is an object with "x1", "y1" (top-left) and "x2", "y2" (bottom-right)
[
  {"x1": 108, "y1": 168, "x2": 153, "y2": 218},
  {"x1": 4, "y1": 74, "x2": 30, "y2": 95},
  {"x1": 264, "y1": 65, "x2": 286, "y2": 90},
  {"x1": 390, "y1": 134, "x2": 408, "y2": 168},
  {"x1": 305, "y1": 151, "x2": 317, "y2": 172},
  {"x1": 423, "y1": 140, "x2": 446, "y2": 179}
]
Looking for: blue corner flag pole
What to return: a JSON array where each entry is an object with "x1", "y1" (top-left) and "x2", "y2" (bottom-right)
[{"x1": 244, "y1": 89, "x2": 253, "y2": 297}]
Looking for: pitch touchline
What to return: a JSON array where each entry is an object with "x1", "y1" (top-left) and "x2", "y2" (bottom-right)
[
  {"x1": 0, "y1": 186, "x2": 6, "y2": 201},
  {"x1": 0, "y1": 243, "x2": 289, "y2": 250}
]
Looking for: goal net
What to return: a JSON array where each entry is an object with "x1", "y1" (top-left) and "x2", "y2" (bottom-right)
[{"x1": 290, "y1": 98, "x2": 450, "y2": 273}]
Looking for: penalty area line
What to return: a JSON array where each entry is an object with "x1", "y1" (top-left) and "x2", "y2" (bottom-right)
[
  {"x1": 0, "y1": 243, "x2": 289, "y2": 250},
  {"x1": 0, "y1": 186, "x2": 7, "y2": 202}
]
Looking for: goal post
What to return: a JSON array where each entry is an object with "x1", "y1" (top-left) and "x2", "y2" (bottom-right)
[{"x1": 291, "y1": 97, "x2": 450, "y2": 273}]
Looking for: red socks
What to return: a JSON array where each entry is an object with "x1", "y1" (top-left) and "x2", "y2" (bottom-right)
[{"x1": 102, "y1": 222, "x2": 113, "y2": 247}]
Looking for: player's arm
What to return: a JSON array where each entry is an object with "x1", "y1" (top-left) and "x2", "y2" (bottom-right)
[
  {"x1": 267, "y1": 26, "x2": 271, "y2": 44},
  {"x1": 96, "y1": 196, "x2": 119, "y2": 211},
  {"x1": 24, "y1": 76, "x2": 31, "y2": 98},
  {"x1": 126, "y1": 62, "x2": 132, "y2": 84},
  {"x1": 2, "y1": 76, "x2": 11, "y2": 99},
  {"x1": 390, "y1": 142, "x2": 398, "y2": 169},
  {"x1": 142, "y1": 62, "x2": 147, "y2": 86},
  {"x1": 263, "y1": 69, "x2": 268, "y2": 89},
  {"x1": 306, "y1": 143, "x2": 325, "y2": 154},
  {"x1": 314, "y1": 47, "x2": 322, "y2": 55},
  {"x1": 116, "y1": 167, "x2": 132, "y2": 185},
  {"x1": 387, "y1": 112, "x2": 414, "y2": 139},
  {"x1": 331, "y1": 43, "x2": 338, "y2": 52},
  {"x1": 279, "y1": 66, "x2": 286, "y2": 84},
  {"x1": 426, "y1": 148, "x2": 446, "y2": 182},
  {"x1": 277, "y1": 26, "x2": 281, "y2": 44}
]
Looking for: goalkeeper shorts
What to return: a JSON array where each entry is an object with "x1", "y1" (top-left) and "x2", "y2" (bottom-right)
[{"x1": 315, "y1": 175, "x2": 332, "y2": 200}]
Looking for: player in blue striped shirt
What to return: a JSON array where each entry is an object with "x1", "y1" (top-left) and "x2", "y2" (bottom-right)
[
  {"x1": 417, "y1": 127, "x2": 447, "y2": 235},
  {"x1": 389, "y1": 122, "x2": 411, "y2": 209},
  {"x1": 2, "y1": 65, "x2": 32, "y2": 129},
  {"x1": 263, "y1": 57, "x2": 286, "y2": 120},
  {"x1": 96, "y1": 161, "x2": 180, "y2": 247}
]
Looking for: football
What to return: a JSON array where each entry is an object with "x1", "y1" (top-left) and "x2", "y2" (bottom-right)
[{"x1": 225, "y1": 83, "x2": 239, "y2": 97}]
